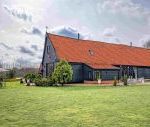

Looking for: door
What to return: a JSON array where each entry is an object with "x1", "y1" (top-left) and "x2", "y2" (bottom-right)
[
  {"x1": 121, "y1": 66, "x2": 135, "y2": 79},
  {"x1": 94, "y1": 71, "x2": 100, "y2": 80}
]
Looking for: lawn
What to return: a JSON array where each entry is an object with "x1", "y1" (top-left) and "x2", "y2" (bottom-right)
[{"x1": 0, "y1": 82, "x2": 150, "y2": 127}]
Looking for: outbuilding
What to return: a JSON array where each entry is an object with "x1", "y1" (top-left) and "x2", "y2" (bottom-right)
[{"x1": 40, "y1": 33, "x2": 150, "y2": 83}]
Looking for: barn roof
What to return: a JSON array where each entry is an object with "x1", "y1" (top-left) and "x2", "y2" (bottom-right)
[{"x1": 47, "y1": 33, "x2": 150, "y2": 69}]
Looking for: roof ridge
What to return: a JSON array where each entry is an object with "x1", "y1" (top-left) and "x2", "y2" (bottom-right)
[
  {"x1": 48, "y1": 33, "x2": 150, "y2": 51},
  {"x1": 47, "y1": 33, "x2": 150, "y2": 68}
]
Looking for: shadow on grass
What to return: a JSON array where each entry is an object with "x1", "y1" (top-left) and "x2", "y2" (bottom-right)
[
  {"x1": 55, "y1": 84, "x2": 128, "y2": 91},
  {"x1": 54, "y1": 84, "x2": 150, "y2": 91}
]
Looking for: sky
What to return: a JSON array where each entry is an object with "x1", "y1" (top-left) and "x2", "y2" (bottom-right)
[{"x1": 0, "y1": 0, "x2": 150, "y2": 67}]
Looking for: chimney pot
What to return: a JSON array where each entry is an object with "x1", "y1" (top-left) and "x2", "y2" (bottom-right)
[{"x1": 78, "y1": 33, "x2": 80, "y2": 40}]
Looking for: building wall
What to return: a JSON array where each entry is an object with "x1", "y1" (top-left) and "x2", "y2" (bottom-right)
[
  {"x1": 70, "y1": 63, "x2": 84, "y2": 82},
  {"x1": 137, "y1": 67, "x2": 150, "y2": 79},
  {"x1": 90, "y1": 69, "x2": 120, "y2": 80},
  {"x1": 70, "y1": 64, "x2": 120, "y2": 82},
  {"x1": 101, "y1": 70, "x2": 119, "y2": 80},
  {"x1": 42, "y1": 35, "x2": 57, "y2": 77},
  {"x1": 83, "y1": 65, "x2": 93, "y2": 80}
]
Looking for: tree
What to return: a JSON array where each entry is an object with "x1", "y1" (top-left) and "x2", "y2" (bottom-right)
[
  {"x1": 6, "y1": 69, "x2": 16, "y2": 79},
  {"x1": 52, "y1": 60, "x2": 73, "y2": 86},
  {"x1": 143, "y1": 40, "x2": 150, "y2": 48}
]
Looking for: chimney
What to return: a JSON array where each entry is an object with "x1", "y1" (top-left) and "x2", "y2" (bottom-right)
[
  {"x1": 130, "y1": 42, "x2": 132, "y2": 47},
  {"x1": 45, "y1": 26, "x2": 48, "y2": 33},
  {"x1": 78, "y1": 33, "x2": 80, "y2": 40}
]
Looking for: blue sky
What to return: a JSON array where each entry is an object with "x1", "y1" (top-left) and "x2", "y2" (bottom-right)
[{"x1": 0, "y1": 0, "x2": 150, "y2": 66}]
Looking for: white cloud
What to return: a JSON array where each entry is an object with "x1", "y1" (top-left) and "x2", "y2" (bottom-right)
[
  {"x1": 0, "y1": 0, "x2": 150, "y2": 67},
  {"x1": 148, "y1": 17, "x2": 150, "y2": 26},
  {"x1": 3, "y1": 5, "x2": 32, "y2": 22},
  {"x1": 21, "y1": 26, "x2": 43, "y2": 37},
  {"x1": 18, "y1": 46, "x2": 35, "y2": 56},
  {"x1": 114, "y1": 37, "x2": 121, "y2": 43},
  {"x1": 139, "y1": 35, "x2": 150, "y2": 47},
  {"x1": 103, "y1": 27, "x2": 116, "y2": 37},
  {"x1": 0, "y1": 42, "x2": 13, "y2": 50},
  {"x1": 98, "y1": 0, "x2": 150, "y2": 17},
  {"x1": 101, "y1": 26, "x2": 122, "y2": 43},
  {"x1": 50, "y1": 26, "x2": 91, "y2": 40}
]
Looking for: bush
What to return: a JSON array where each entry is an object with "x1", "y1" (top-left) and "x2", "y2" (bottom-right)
[
  {"x1": 52, "y1": 60, "x2": 73, "y2": 86},
  {"x1": 6, "y1": 69, "x2": 16, "y2": 79},
  {"x1": 24, "y1": 73, "x2": 42, "y2": 83},
  {"x1": 113, "y1": 77, "x2": 117, "y2": 86},
  {"x1": 0, "y1": 81, "x2": 3, "y2": 88},
  {"x1": 5, "y1": 78, "x2": 20, "y2": 82},
  {"x1": 123, "y1": 75, "x2": 128, "y2": 86},
  {"x1": 0, "y1": 77, "x2": 5, "y2": 88},
  {"x1": 20, "y1": 78, "x2": 24, "y2": 84},
  {"x1": 34, "y1": 78, "x2": 54, "y2": 87},
  {"x1": 0, "y1": 75, "x2": 3, "y2": 88}
]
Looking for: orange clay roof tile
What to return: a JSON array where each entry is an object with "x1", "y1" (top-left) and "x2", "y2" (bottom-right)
[{"x1": 48, "y1": 33, "x2": 150, "y2": 69}]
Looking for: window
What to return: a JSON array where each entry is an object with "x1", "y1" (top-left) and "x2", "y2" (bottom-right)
[
  {"x1": 47, "y1": 46, "x2": 50, "y2": 53},
  {"x1": 88, "y1": 49, "x2": 94, "y2": 56},
  {"x1": 88, "y1": 71, "x2": 92, "y2": 79}
]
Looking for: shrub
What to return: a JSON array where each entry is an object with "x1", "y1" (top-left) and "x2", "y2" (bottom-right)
[
  {"x1": 20, "y1": 78, "x2": 24, "y2": 84},
  {"x1": 113, "y1": 77, "x2": 117, "y2": 86},
  {"x1": 52, "y1": 60, "x2": 73, "y2": 86},
  {"x1": 0, "y1": 82, "x2": 3, "y2": 88},
  {"x1": 0, "y1": 77, "x2": 4, "y2": 88},
  {"x1": 0, "y1": 75, "x2": 3, "y2": 88},
  {"x1": 34, "y1": 78, "x2": 54, "y2": 87},
  {"x1": 6, "y1": 69, "x2": 16, "y2": 79},
  {"x1": 5, "y1": 78, "x2": 20, "y2": 82},
  {"x1": 24, "y1": 73, "x2": 42, "y2": 83},
  {"x1": 123, "y1": 75, "x2": 128, "y2": 86}
]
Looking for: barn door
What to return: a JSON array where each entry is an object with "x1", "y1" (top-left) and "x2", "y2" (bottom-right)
[
  {"x1": 94, "y1": 71, "x2": 100, "y2": 80},
  {"x1": 121, "y1": 66, "x2": 135, "y2": 78}
]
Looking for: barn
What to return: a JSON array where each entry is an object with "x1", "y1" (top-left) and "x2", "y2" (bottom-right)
[{"x1": 41, "y1": 33, "x2": 150, "y2": 83}]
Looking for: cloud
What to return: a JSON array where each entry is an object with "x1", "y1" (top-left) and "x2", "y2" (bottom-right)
[
  {"x1": 38, "y1": 56, "x2": 42, "y2": 60},
  {"x1": 15, "y1": 57, "x2": 38, "y2": 68},
  {"x1": 139, "y1": 35, "x2": 150, "y2": 48},
  {"x1": 21, "y1": 27, "x2": 43, "y2": 37},
  {"x1": 50, "y1": 26, "x2": 90, "y2": 39},
  {"x1": 16, "y1": 57, "x2": 30, "y2": 65},
  {"x1": 31, "y1": 44, "x2": 38, "y2": 51},
  {"x1": 114, "y1": 37, "x2": 121, "y2": 43},
  {"x1": 19, "y1": 46, "x2": 35, "y2": 56},
  {"x1": 3, "y1": 5, "x2": 32, "y2": 22},
  {"x1": 0, "y1": 42, "x2": 13, "y2": 50},
  {"x1": 103, "y1": 27, "x2": 116, "y2": 37},
  {"x1": 148, "y1": 17, "x2": 150, "y2": 26},
  {"x1": 98, "y1": 0, "x2": 150, "y2": 17},
  {"x1": 101, "y1": 27, "x2": 122, "y2": 43}
]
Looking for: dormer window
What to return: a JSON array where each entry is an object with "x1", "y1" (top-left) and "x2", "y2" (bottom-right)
[{"x1": 89, "y1": 49, "x2": 94, "y2": 56}]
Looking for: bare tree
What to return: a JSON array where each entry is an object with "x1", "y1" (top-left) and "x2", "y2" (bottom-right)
[{"x1": 143, "y1": 40, "x2": 150, "y2": 48}]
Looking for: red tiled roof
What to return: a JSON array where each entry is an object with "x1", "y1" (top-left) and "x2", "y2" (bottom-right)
[{"x1": 48, "y1": 33, "x2": 150, "y2": 69}]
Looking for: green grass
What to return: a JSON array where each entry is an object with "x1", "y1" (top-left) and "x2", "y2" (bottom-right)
[{"x1": 0, "y1": 82, "x2": 150, "y2": 127}]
